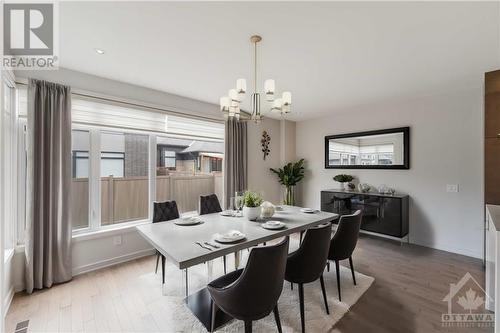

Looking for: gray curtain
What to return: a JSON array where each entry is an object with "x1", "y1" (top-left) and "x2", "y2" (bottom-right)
[
  {"x1": 25, "y1": 79, "x2": 72, "y2": 294},
  {"x1": 224, "y1": 118, "x2": 248, "y2": 208}
]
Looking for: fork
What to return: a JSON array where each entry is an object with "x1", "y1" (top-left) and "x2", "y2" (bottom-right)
[
  {"x1": 204, "y1": 241, "x2": 220, "y2": 249},
  {"x1": 195, "y1": 241, "x2": 212, "y2": 251}
]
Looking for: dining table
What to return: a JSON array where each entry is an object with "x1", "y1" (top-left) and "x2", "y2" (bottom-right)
[{"x1": 136, "y1": 205, "x2": 338, "y2": 331}]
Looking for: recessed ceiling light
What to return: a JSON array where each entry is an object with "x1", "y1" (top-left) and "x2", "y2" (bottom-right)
[{"x1": 95, "y1": 48, "x2": 105, "y2": 55}]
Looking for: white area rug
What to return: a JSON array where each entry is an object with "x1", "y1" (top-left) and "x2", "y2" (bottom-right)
[{"x1": 148, "y1": 237, "x2": 374, "y2": 332}]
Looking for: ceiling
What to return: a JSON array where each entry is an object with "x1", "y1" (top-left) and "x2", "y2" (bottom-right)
[{"x1": 59, "y1": 1, "x2": 500, "y2": 121}]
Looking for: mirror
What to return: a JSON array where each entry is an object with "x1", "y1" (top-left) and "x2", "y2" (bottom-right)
[{"x1": 325, "y1": 127, "x2": 410, "y2": 169}]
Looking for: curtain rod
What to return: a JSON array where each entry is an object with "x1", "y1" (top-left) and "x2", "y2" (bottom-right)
[{"x1": 15, "y1": 80, "x2": 228, "y2": 125}]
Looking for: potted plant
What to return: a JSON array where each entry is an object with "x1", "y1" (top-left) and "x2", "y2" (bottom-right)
[
  {"x1": 242, "y1": 191, "x2": 264, "y2": 221},
  {"x1": 333, "y1": 174, "x2": 354, "y2": 191},
  {"x1": 270, "y1": 159, "x2": 305, "y2": 205}
]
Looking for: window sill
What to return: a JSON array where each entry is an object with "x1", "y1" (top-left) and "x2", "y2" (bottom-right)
[{"x1": 72, "y1": 220, "x2": 151, "y2": 242}]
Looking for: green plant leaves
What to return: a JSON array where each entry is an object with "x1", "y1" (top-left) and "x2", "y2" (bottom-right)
[
  {"x1": 269, "y1": 158, "x2": 305, "y2": 186},
  {"x1": 243, "y1": 191, "x2": 264, "y2": 208}
]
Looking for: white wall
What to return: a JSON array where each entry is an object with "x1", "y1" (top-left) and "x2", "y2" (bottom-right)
[
  {"x1": 247, "y1": 118, "x2": 283, "y2": 205},
  {"x1": 296, "y1": 88, "x2": 484, "y2": 259}
]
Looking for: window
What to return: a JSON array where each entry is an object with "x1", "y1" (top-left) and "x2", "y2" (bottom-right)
[
  {"x1": 2, "y1": 79, "x2": 16, "y2": 251},
  {"x1": 71, "y1": 130, "x2": 90, "y2": 230},
  {"x1": 101, "y1": 131, "x2": 148, "y2": 226},
  {"x1": 15, "y1": 87, "x2": 225, "y2": 234},
  {"x1": 164, "y1": 151, "x2": 176, "y2": 169},
  {"x1": 156, "y1": 136, "x2": 224, "y2": 214}
]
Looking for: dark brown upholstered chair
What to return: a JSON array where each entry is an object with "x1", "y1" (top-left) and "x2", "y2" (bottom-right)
[
  {"x1": 152, "y1": 201, "x2": 180, "y2": 284},
  {"x1": 207, "y1": 237, "x2": 290, "y2": 333},
  {"x1": 285, "y1": 223, "x2": 332, "y2": 333},
  {"x1": 328, "y1": 210, "x2": 362, "y2": 302},
  {"x1": 199, "y1": 194, "x2": 227, "y2": 274}
]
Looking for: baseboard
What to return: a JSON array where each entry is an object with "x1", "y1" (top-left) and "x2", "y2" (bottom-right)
[
  {"x1": 3, "y1": 286, "x2": 14, "y2": 317},
  {"x1": 72, "y1": 248, "x2": 155, "y2": 276}
]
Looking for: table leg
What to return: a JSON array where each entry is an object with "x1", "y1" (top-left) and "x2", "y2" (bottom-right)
[
  {"x1": 234, "y1": 251, "x2": 240, "y2": 270},
  {"x1": 182, "y1": 268, "x2": 189, "y2": 298},
  {"x1": 206, "y1": 260, "x2": 213, "y2": 283}
]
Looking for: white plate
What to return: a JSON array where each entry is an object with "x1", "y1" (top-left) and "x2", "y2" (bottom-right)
[
  {"x1": 220, "y1": 210, "x2": 234, "y2": 217},
  {"x1": 300, "y1": 208, "x2": 315, "y2": 213},
  {"x1": 262, "y1": 221, "x2": 286, "y2": 230},
  {"x1": 214, "y1": 230, "x2": 246, "y2": 243},
  {"x1": 274, "y1": 206, "x2": 284, "y2": 211},
  {"x1": 174, "y1": 217, "x2": 203, "y2": 226}
]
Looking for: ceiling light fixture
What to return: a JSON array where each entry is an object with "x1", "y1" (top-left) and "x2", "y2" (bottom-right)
[
  {"x1": 220, "y1": 35, "x2": 291, "y2": 122},
  {"x1": 95, "y1": 48, "x2": 105, "y2": 55}
]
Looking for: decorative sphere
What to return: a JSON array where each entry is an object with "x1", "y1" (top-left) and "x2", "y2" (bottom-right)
[{"x1": 260, "y1": 201, "x2": 275, "y2": 218}]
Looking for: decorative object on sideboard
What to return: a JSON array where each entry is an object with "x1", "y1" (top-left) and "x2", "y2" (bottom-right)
[
  {"x1": 333, "y1": 174, "x2": 354, "y2": 191},
  {"x1": 378, "y1": 185, "x2": 396, "y2": 195},
  {"x1": 242, "y1": 191, "x2": 263, "y2": 221},
  {"x1": 347, "y1": 182, "x2": 356, "y2": 191},
  {"x1": 260, "y1": 201, "x2": 275, "y2": 219},
  {"x1": 270, "y1": 158, "x2": 305, "y2": 206},
  {"x1": 219, "y1": 35, "x2": 292, "y2": 122},
  {"x1": 358, "y1": 183, "x2": 371, "y2": 193},
  {"x1": 261, "y1": 130, "x2": 271, "y2": 160}
]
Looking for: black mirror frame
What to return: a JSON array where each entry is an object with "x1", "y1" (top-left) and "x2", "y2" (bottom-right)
[{"x1": 324, "y1": 127, "x2": 410, "y2": 170}]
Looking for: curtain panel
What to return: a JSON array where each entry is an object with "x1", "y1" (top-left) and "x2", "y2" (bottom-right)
[
  {"x1": 25, "y1": 79, "x2": 73, "y2": 293},
  {"x1": 224, "y1": 118, "x2": 248, "y2": 208}
]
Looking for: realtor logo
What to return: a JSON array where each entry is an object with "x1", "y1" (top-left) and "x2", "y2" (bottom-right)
[
  {"x1": 442, "y1": 272, "x2": 494, "y2": 328},
  {"x1": 2, "y1": 2, "x2": 58, "y2": 69}
]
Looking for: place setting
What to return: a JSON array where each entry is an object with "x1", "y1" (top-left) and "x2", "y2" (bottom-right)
[
  {"x1": 174, "y1": 216, "x2": 205, "y2": 226},
  {"x1": 300, "y1": 207, "x2": 320, "y2": 214},
  {"x1": 261, "y1": 220, "x2": 286, "y2": 230},
  {"x1": 213, "y1": 230, "x2": 246, "y2": 243}
]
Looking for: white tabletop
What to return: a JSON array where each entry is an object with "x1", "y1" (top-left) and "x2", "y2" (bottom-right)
[{"x1": 136, "y1": 206, "x2": 338, "y2": 269}]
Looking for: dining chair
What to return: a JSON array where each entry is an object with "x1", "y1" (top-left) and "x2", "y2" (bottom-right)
[
  {"x1": 199, "y1": 194, "x2": 228, "y2": 274},
  {"x1": 153, "y1": 200, "x2": 180, "y2": 285},
  {"x1": 327, "y1": 210, "x2": 362, "y2": 302},
  {"x1": 199, "y1": 193, "x2": 223, "y2": 215},
  {"x1": 207, "y1": 237, "x2": 289, "y2": 333},
  {"x1": 285, "y1": 223, "x2": 332, "y2": 333}
]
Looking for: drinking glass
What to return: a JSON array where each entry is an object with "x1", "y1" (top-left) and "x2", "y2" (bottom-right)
[{"x1": 234, "y1": 191, "x2": 244, "y2": 217}]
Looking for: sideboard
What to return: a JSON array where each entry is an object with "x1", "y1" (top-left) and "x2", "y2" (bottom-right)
[{"x1": 320, "y1": 189, "x2": 409, "y2": 239}]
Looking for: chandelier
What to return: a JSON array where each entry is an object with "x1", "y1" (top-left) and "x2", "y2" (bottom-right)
[{"x1": 220, "y1": 35, "x2": 292, "y2": 122}]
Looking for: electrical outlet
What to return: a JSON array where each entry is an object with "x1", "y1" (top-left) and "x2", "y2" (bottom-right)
[
  {"x1": 113, "y1": 235, "x2": 122, "y2": 246},
  {"x1": 446, "y1": 184, "x2": 459, "y2": 193}
]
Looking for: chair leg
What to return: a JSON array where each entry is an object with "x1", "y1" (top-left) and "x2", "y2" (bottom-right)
[
  {"x1": 291, "y1": 282, "x2": 293, "y2": 290},
  {"x1": 155, "y1": 252, "x2": 160, "y2": 274},
  {"x1": 326, "y1": 261, "x2": 330, "y2": 272},
  {"x1": 298, "y1": 283, "x2": 305, "y2": 333},
  {"x1": 335, "y1": 260, "x2": 341, "y2": 302},
  {"x1": 210, "y1": 300, "x2": 216, "y2": 332},
  {"x1": 273, "y1": 305, "x2": 283, "y2": 333},
  {"x1": 349, "y1": 256, "x2": 357, "y2": 285},
  {"x1": 161, "y1": 255, "x2": 166, "y2": 285},
  {"x1": 319, "y1": 275, "x2": 330, "y2": 315},
  {"x1": 223, "y1": 256, "x2": 227, "y2": 274},
  {"x1": 299, "y1": 230, "x2": 304, "y2": 244},
  {"x1": 244, "y1": 320, "x2": 252, "y2": 333}
]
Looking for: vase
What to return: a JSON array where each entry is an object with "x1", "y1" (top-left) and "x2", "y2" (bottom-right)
[
  {"x1": 243, "y1": 206, "x2": 262, "y2": 221},
  {"x1": 343, "y1": 182, "x2": 350, "y2": 191},
  {"x1": 284, "y1": 186, "x2": 295, "y2": 206}
]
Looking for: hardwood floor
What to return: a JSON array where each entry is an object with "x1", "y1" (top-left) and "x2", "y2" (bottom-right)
[{"x1": 6, "y1": 234, "x2": 491, "y2": 333}]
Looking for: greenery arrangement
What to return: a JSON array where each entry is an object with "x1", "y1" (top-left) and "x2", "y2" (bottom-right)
[
  {"x1": 333, "y1": 174, "x2": 354, "y2": 183},
  {"x1": 270, "y1": 159, "x2": 305, "y2": 205},
  {"x1": 243, "y1": 191, "x2": 264, "y2": 208}
]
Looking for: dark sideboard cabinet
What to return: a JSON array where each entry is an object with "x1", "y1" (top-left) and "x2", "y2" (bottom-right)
[{"x1": 321, "y1": 190, "x2": 409, "y2": 238}]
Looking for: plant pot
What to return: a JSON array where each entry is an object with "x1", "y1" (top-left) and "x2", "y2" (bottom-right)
[
  {"x1": 243, "y1": 206, "x2": 262, "y2": 221},
  {"x1": 284, "y1": 186, "x2": 295, "y2": 206},
  {"x1": 343, "y1": 182, "x2": 350, "y2": 191}
]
